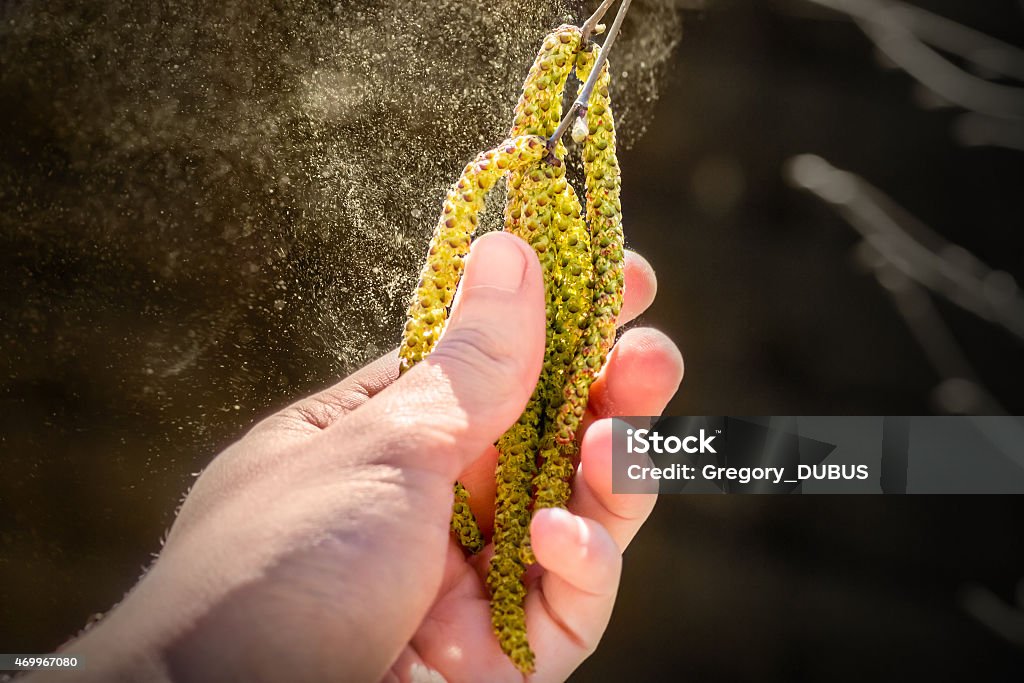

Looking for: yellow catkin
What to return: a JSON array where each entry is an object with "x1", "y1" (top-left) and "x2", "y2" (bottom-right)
[
  {"x1": 400, "y1": 135, "x2": 548, "y2": 555},
  {"x1": 401, "y1": 135, "x2": 548, "y2": 372},
  {"x1": 539, "y1": 176, "x2": 593, "y2": 422},
  {"x1": 400, "y1": 27, "x2": 626, "y2": 678},
  {"x1": 508, "y1": 25, "x2": 581, "y2": 142},
  {"x1": 489, "y1": 25, "x2": 582, "y2": 675},
  {"x1": 489, "y1": 161, "x2": 569, "y2": 674},
  {"x1": 519, "y1": 178, "x2": 593, "y2": 566},
  {"x1": 504, "y1": 25, "x2": 580, "y2": 253},
  {"x1": 545, "y1": 42, "x2": 624, "y2": 499}
]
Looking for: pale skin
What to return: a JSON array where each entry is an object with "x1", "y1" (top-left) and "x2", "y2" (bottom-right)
[{"x1": 34, "y1": 232, "x2": 683, "y2": 683}]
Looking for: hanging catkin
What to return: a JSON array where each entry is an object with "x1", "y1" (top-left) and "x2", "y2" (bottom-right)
[{"x1": 400, "y1": 19, "x2": 625, "y2": 674}]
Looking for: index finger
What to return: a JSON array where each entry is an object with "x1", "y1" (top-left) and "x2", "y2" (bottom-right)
[{"x1": 252, "y1": 350, "x2": 399, "y2": 436}]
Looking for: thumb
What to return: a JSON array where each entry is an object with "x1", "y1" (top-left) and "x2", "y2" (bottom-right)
[{"x1": 340, "y1": 231, "x2": 546, "y2": 478}]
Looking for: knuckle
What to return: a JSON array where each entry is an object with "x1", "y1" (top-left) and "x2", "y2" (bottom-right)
[
  {"x1": 288, "y1": 401, "x2": 335, "y2": 430},
  {"x1": 432, "y1": 324, "x2": 528, "y2": 397},
  {"x1": 345, "y1": 385, "x2": 457, "y2": 450}
]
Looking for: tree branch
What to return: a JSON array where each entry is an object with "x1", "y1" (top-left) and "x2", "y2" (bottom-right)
[{"x1": 581, "y1": 0, "x2": 617, "y2": 43}]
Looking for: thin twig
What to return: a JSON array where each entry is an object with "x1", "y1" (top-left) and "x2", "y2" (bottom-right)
[
  {"x1": 581, "y1": 0, "x2": 618, "y2": 43},
  {"x1": 548, "y1": 0, "x2": 633, "y2": 151}
]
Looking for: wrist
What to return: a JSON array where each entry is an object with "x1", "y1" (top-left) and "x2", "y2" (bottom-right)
[{"x1": 25, "y1": 617, "x2": 170, "y2": 683}]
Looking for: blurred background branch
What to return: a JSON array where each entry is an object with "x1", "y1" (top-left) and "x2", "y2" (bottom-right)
[
  {"x1": 795, "y1": 0, "x2": 1024, "y2": 129},
  {"x1": 802, "y1": 0, "x2": 1024, "y2": 83},
  {"x1": 786, "y1": 154, "x2": 1024, "y2": 344},
  {"x1": 961, "y1": 578, "x2": 1024, "y2": 648},
  {"x1": 786, "y1": 153, "x2": 1023, "y2": 415}
]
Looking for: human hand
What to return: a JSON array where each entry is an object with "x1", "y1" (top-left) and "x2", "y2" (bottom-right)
[{"x1": 50, "y1": 232, "x2": 683, "y2": 683}]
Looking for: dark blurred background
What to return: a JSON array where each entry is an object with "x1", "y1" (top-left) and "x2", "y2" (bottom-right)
[{"x1": 2, "y1": 0, "x2": 1024, "y2": 680}]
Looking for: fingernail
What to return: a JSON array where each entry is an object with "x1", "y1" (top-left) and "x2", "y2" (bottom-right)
[{"x1": 464, "y1": 233, "x2": 527, "y2": 293}]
